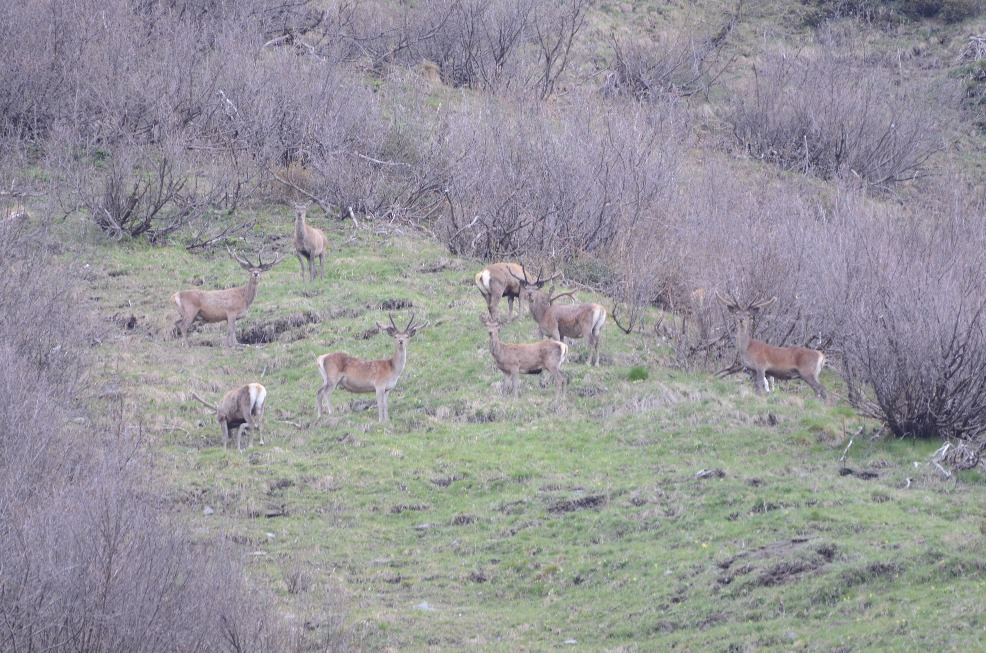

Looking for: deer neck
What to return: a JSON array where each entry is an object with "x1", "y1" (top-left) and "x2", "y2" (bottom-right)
[
  {"x1": 294, "y1": 214, "x2": 307, "y2": 240},
  {"x1": 243, "y1": 274, "x2": 260, "y2": 307},
  {"x1": 390, "y1": 340, "x2": 408, "y2": 378},
  {"x1": 735, "y1": 317, "x2": 754, "y2": 357},
  {"x1": 529, "y1": 291, "x2": 549, "y2": 321}
]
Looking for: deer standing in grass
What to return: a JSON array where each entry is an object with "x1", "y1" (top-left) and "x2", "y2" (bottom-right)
[
  {"x1": 481, "y1": 316, "x2": 568, "y2": 399},
  {"x1": 316, "y1": 314, "x2": 429, "y2": 422},
  {"x1": 293, "y1": 204, "x2": 328, "y2": 282},
  {"x1": 513, "y1": 267, "x2": 607, "y2": 366},
  {"x1": 716, "y1": 292, "x2": 827, "y2": 400},
  {"x1": 192, "y1": 383, "x2": 267, "y2": 451},
  {"x1": 475, "y1": 263, "x2": 556, "y2": 322},
  {"x1": 172, "y1": 248, "x2": 283, "y2": 347}
]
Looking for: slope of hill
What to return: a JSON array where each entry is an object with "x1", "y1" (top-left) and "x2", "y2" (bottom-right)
[{"x1": 72, "y1": 209, "x2": 986, "y2": 650}]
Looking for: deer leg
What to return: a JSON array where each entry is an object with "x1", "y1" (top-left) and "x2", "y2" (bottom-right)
[
  {"x1": 226, "y1": 318, "x2": 238, "y2": 347},
  {"x1": 753, "y1": 371, "x2": 767, "y2": 395},
  {"x1": 506, "y1": 296, "x2": 515, "y2": 322},
  {"x1": 551, "y1": 367, "x2": 567, "y2": 399},
  {"x1": 510, "y1": 370, "x2": 520, "y2": 398},
  {"x1": 297, "y1": 252, "x2": 307, "y2": 280},
  {"x1": 376, "y1": 387, "x2": 388, "y2": 422},
  {"x1": 317, "y1": 253, "x2": 325, "y2": 280},
  {"x1": 220, "y1": 420, "x2": 230, "y2": 450},
  {"x1": 254, "y1": 403, "x2": 265, "y2": 446},
  {"x1": 805, "y1": 377, "x2": 828, "y2": 401},
  {"x1": 316, "y1": 379, "x2": 338, "y2": 417},
  {"x1": 308, "y1": 256, "x2": 316, "y2": 283}
]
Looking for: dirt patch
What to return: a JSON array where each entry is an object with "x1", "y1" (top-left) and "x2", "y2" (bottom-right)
[
  {"x1": 451, "y1": 513, "x2": 477, "y2": 526},
  {"x1": 431, "y1": 473, "x2": 466, "y2": 487},
  {"x1": 239, "y1": 310, "x2": 322, "y2": 344},
  {"x1": 390, "y1": 504, "x2": 429, "y2": 515},
  {"x1": 716, "y1": 538, "x2": 835, "y2": 589},
  {"x1": 378, "y1": 298, "x2": 414, "y2": 311},
  {"x1": 548, "y1": 494, "x2": 607, "y2": 514}
]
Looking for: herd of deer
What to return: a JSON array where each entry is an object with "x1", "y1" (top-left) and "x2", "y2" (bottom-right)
[{"x1": 173, "y1": 206, "x2": 827, "y2": 451}]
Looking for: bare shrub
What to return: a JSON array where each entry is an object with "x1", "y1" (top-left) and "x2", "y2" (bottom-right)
[
  {"x1": 443, "y1": 96, "x2": 686, "y2": 261},
  {"x1": 603, "y1": 12, "x2": 735, "y2": 101},
  {"x1": 0, "y1": 224, "x2": 298, "y2": 651},
  {"x1": 836, "y1": 182, "x2": 986, "y2": 441},
  {"x1": 727, "y1": 41, "x2": 948, "y2": 187}
]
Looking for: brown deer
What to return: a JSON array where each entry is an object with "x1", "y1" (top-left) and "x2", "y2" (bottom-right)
[
  {"x1": 475, "y1": 263, "x2": 559, "y2": 322},
  {"x1": 513, "y1": 267, "x2": 607, "y2": 366},
  {"x1": 481, "y1": 317, "x2": 568, "y2": 399},
  {"x1": 191, "y1": 383, "x2": 267, "y2": 451},
  {"x1": 716, "y1": 292, "x2": 827, "y2": 399},
  {"x1": 316, "y1": 313, "x2": 429, "y2": 422},
  {"x1": 293, "y1": 204, "x2": 328, "y2": 282},
  {"x1": 172, "y1": 247, "x2": 283, "y2": 347}
]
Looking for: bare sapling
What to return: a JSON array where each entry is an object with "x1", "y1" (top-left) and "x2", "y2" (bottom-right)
[
  {"x1": 293, "y1": 204, "x2": 328, "y2": 282},
  {"x1": 716, "y1": 292, "x2": 827, "y2": 399},
  {"x1": 316, "y1": 313, "x2": 429, "y2": 422},
  {"x1": 475, "y1": 263, "x2": 559, "y2": 322},
  {"x1": 172, "y1": 247, "x2": 283, "y2": 347},
  {"x1": 513, "y1": 266, "x2": 607, "y2": 366},
  {"x1": 481, "y1": 316, "x2": 568, "y2": 399},
  {"x1": 192, "y1": 383, "x2": 267, "y2": 451}
]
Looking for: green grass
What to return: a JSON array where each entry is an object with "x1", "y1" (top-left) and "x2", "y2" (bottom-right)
[{"x1": 72, "y1": 213, "x2": 986, "y2": 651}]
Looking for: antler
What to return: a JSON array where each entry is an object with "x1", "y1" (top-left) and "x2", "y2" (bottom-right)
[
  {"x1": 548, "y1": 289, "x2": 577, "y2": 305},
  {"x1": 256, "y1": 250, "x2": 284, "y2": 271},
  {"x1": 227, "y1": 246, "x2": 283, "y2": 271},
  {"x1": 227, "y1": 245, "x2": 253, "y2": 270},
  {"x1": 406, "y1": 312, "x2": 429, "y2": 336}
]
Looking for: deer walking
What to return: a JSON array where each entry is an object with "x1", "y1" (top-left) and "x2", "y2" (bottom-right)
[
  {"x1": 513, "y1": 268, "x2": 607, "y2": 366},
  {"x1": 293, "y1": 204, "x2": 328, "y2": 282},
  {"x1": 315, "y1": 314, "x2": 429, "y2": 422},
  {"x1": 716, "y1": 292, "x2": 827, "y2": 400},
  {"x1": 172, "y1": 248, "x2": 283, "y2": 347},
  {"x1": 192, "y1": 383, "x2": 267, "y2": 451},
  {"x1": 475, "y1": 263, "x2": 556, "y2": 322},
  {"x1": 481, "y1": 317, "x2": 568, "y2": 399}
]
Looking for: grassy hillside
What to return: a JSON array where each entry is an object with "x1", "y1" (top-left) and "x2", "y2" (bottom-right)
[{"x1": 73, "y1": 208, "x2": 986, "y2": 651}]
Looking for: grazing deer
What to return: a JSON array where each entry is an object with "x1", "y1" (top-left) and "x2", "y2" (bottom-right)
[
  {"x1": 192, "y1": 383, "x2": 267, "y2": 451},
  {"x1": 481, "y1": 317, "x2": 568, "y2": 399},
  {"x1": 716, "y1": 292, "x2": 827, "y2": 399},
  {"x1": 316, "y1": 313, "x2": 429, "y2": 422},
  {"x1": 513, "y1": 267, "x2": 607, "y2": 366},
  {"x1": 293, "y1": 204, "x2": 328, "y2": 282},
  {"x1": 475, "y1": 263, "x2": 558, "y2": 322},
  {"x1": 172, "y1": 247, "x2": 283, "y2": 347}
]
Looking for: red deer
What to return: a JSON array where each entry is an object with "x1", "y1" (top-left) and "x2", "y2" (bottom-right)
[
  {"x1": 316, "y1": 313, "x2": 429, "y2": 422},
  {"x1": 293, "y1": 204, "x2": 328, "y2": 282},
  {"x1": 716, "y1": 292, "x2": 827, "y2": 399},
  {"x1": 481, "y1": 317, "x2": 568, "y2": 399},
  {"x1": 172, "y1": 248, "x2": 283, "y2": 347},
  {"x1": 475, "y1": 263, "x2": 558, "y2": 322},
  {"x1": 192, "y1": 383, "x2": 267, "y2": 451},
  {"x1": 513, "y1": 268, "x2": 607, "y2": 366}
]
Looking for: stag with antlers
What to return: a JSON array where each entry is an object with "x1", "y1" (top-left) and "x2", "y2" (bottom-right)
[
  {"x1": 481, "y1": 316, "x2": 568, "y2": 399},
  {"x1": 315, "y1": 313, "x2": 429, "y2": 422},
  {"x1": 172, "y1": 247, "x2": 283, "y2": 347},
  {"x1": 294, "y1": 204, "x2": 328, "y2": 282},
  {"x1": 716, "y1": 292, "x2": 827, "y2": 400},
  {"x1": 192, "y1": 383, "x2": 267, "y2": 451},
  {"x1": 512, "y1": 266, "x2": 607, "y2": 366},
  {"x1": 475, "y1": 263, "x2": 556, "y2": 322}
]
